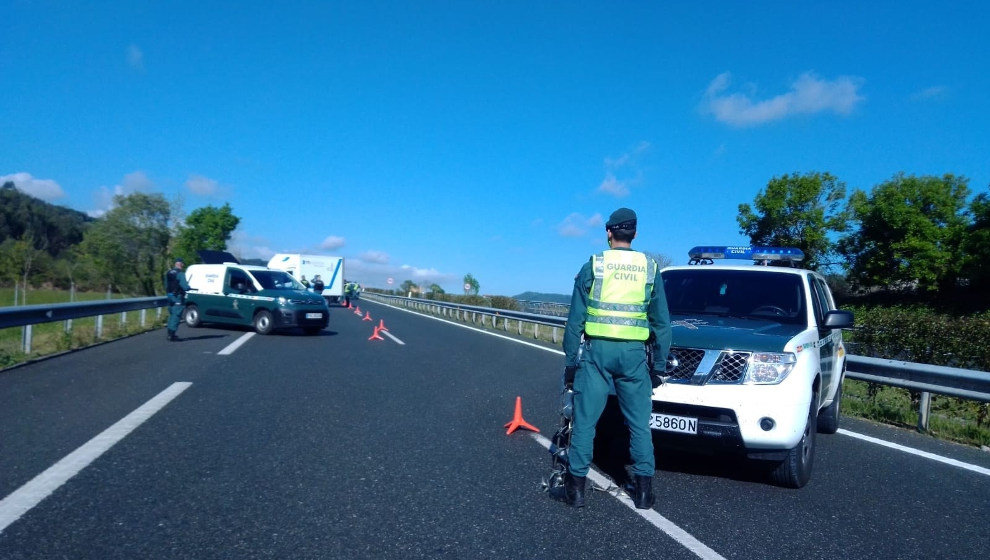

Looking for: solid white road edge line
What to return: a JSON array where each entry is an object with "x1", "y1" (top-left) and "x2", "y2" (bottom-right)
[
  {"x1": 837, "y1": 428, "x2": 990, "y2": 476},
  {"x1": 365, "y1": 298, "x2": 561, "y2": 354},
  {"x1": 531, "y1": 433, "x2": 726, "y2": 560},
  {"x1": 365, "y1": 300, "x2": 989, "y2": 475},
  {"x1": 0, "y1": 382, "x2": 193, "y2": 534},
  {"x1": 218, "y1": 332, "x2": 255, "y2": 355}
]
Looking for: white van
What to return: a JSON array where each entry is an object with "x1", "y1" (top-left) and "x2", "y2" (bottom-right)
[{"x1": 267, "y1": 254, "x2": 345, "y2": 304}]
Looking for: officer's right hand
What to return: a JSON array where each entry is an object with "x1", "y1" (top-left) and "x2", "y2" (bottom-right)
[
  {"x1": 564, "y1": 365, "x2": 578, "y2": 387},
  {"x1": 650, "y1": 369, "x2": 665, "y2": 389}
]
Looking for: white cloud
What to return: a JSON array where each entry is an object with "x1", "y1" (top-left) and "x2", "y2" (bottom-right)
[
  {"x1": 596, "y1": 142, "x2": 649, "y2": 197},
  {"x1": 702, "y1": 71, "x2": 865, "y2": 126},
  {"x1": 360, "y1": 250, "x2": 390, "y2": 264},
  {"x1": 185, "y1": 174, "x2": 220, "y2": 196},
  {"x1": 89, "y1": 170, "x2": 155, "y2": 217},
  {"x1": 227, "y1": 229, "x2": 274, "y2": 261},
  {"x1": 320, "y1": 235, "x2": 346, "y2": 250},
  {"x1": 912, "y1": 85, "x2": 948, "y2": 101},
  {"x1": 557, "y1": 212, "x2": 603, "y2": 238},
  {"x1": 597, "y1": 175, "x2": 629, "y2": 197},
  {"x1": 0, "y1": 172, "x2": 65, "y2": 201},
  {"x1": 127, "y1": 44, "x2": 144, "y2": 70}
]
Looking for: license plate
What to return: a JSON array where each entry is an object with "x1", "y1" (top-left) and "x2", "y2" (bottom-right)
[
  {"x1": 305, "y1": 313, "x2": 322, "y2": 319},
  {"x1": 650, "y1": 413, "x2": 698, "y2": 434}
]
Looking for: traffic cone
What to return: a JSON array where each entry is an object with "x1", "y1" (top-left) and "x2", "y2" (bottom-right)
[
  {"x1": 353, "y1": 306, "x2": 362, "y2": 315},
  {"x1": 363, "y1": 311, "x2": 372, "y2": 321},
  {"x1": 377, "y1": 319, "x2": 388, "y2": 331},
  {"x1": 504, "y1": 396, "x2": 540, "y2": 435},
  {"x1": 368, "y1": 325, "x2": 384, "y2": 341}
]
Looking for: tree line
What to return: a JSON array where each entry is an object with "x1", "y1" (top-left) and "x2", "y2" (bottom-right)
[
  {"x1": 737, "y1": 171, "x2": 989, "y2": 309},
  {"x1": 0, "y1": 182, "x2": 239, "y2": 298}
]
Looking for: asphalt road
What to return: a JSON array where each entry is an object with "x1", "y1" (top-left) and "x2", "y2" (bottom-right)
[{"x1": 0, "y1": 299, "x2": 988, "y2": 559}]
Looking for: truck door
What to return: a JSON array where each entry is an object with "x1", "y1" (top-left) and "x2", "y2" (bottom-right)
[{"x1": 808, "y1": 277, "x2": 837, "y2": 402}]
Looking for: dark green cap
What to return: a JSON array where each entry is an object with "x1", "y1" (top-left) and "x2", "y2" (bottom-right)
[{"x1": 606, "y1": 207, "x2": 637, "y2": 230}]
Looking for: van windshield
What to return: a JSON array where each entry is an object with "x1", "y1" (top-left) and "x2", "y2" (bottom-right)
[
  {"x1": 250, "y1": 270, "x2": 305, "y2": 290},
  {"x1": 661, "y1": 269, "x2": 806, "y2": 325}
]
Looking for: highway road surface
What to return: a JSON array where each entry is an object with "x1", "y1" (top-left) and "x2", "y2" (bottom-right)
[{"x1": 1, "y1": 299, "x2": 988, "y2": 559}]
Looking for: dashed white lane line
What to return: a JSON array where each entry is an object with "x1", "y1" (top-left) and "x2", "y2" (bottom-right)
[
  {"x1": 837, "y1": 428, "x2": 990, "y2": 476},
  {"x1": 218, "y1": 332, "x2": 255, "y2": 355},
  {"x1": 0, "y1": 382, "x2": 193, "y2": 534},
  {"x1": 379, "y1": 328, "x2": 405, "y2": 345},
  {"x1": 531, "y1": 433, "x2": 727, "y2": 560}
]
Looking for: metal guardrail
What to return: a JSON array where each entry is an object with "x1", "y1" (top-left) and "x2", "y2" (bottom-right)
[
  {"x1": 368, "y1": 293, "x2": 990, "y2": 432},
  {"x1": 0, "y1": 297, "x2": 168, "y2": 329},
  {"x1": 0, "y1": 297, "x2": 169, "y2": 355}
]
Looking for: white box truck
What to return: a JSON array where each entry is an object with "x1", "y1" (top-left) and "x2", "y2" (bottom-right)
[{"x1": 267, "y1": 253, "x2": 345, "y2": 305}]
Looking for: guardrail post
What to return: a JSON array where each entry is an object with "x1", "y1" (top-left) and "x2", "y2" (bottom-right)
[
  {"x1": 918, "y1": 391, "x2": 931, "y2": 432},
  {"x1": 120, "y1": 311, "x2": 127, "y2": 327},
  {"x1": 552, "y1": 326, "x2": 558, "y2": 344},
  {"x1": 96, "y1": 315, "x2": 104, "y2": 339},
  {"x1": 140, "y1": 308, "x2": 146, "y2": 327},
  {"x1": 534, "y1": 323, "x2": 539, "y2": 339},
  {"x1": 22, "y1": 325, "x2": 32, "y2": 354},
  {"x1": 517, "y1": 320, "x2": 522, "y2": 335}
]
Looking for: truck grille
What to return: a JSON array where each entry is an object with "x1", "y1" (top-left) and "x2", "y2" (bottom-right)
[{"x1": 666, "y1": 347, "x2": 751, "y2": 385}]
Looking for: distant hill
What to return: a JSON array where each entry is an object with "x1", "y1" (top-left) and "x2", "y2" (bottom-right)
[
  {"x1": 0, "y1": 181, "x2": 92, "y2": 255},
  {"x1": 513, "y1": 291, "x2": 570, "y2": 304}
]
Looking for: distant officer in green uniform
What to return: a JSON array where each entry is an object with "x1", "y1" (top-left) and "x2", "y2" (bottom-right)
[
  {"x1": 344, "y1": 281, "x2": 356, "y2": 307},
  {"x1": 554, "y1": 207, "x2": 672, "y2": 509},
  {"x1": 164, "y1": 257, "x2": 191, "y2": 342}
]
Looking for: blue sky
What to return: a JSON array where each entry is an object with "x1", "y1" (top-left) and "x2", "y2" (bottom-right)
[{"x1": 3, "y1": 1, "x2": 988, "y2": 296}]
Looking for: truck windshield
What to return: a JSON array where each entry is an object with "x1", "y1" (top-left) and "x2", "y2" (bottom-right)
[
  {"x1": 249, "y1": 270, "x2": 305, "y2": 290},
  {"x1": 661, "y1": 269, "x2": 806, "y2": 325}
]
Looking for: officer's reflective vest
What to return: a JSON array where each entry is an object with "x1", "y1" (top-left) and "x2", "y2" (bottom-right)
[{"x1": 585, "y1": 250, "x2": 657, "y2": 341}]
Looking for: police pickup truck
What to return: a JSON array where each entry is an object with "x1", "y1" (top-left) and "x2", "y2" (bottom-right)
[
  {"x1": 182, "y1": 253, "x2": 329, "y2": 335},
  {"x1": 652, "y1": 246, "x2": 854, "y2": 488}
]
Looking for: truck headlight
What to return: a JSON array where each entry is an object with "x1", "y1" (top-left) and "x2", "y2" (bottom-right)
[
  {"x1": 277, "y1": 297, "x2": 287, "y2": 305},
  {"x1": 743, "y1": 352, "x2": 796, "y2": 384}
]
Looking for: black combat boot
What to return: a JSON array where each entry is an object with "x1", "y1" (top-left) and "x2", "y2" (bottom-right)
[
  {"x1": 565, "y1": 472, "x2": 586, "y2": 507},
  {"x1": 167, "y1": 329, "x2": 177, "y2": 341},
  {"x1": 632, "y1": 474, "x2": 654, "y2": 509}
]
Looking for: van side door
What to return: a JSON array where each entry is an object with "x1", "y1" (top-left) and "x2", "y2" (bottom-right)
[{"x1": 224, "y1": 268, "x2": 258, "y2": 323}]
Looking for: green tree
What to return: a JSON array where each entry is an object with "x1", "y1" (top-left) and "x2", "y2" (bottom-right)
[
  {"x1": 961, "y1": 191, "x2": 990, "y2": 286},
  {"x1": 80, "y1": 192, "x2": 172, "y2": 296},
  {"x1": 428, "y1": 283, "x2": 445, "y2": 295},
  {"x1": 0, "y1": 235, "x2": 48, "y2": 302},
  {"x1": 463, "y1": 273, "x2": 480, "y2": 295},
  {"x1": 172, "y1": 203, "x2": 241, "y2": 264},
  {"x1": 737, "y1": 172, "x2": 849, "y2": 270},
  {"x1": 399, "y1": 279, "x2": 419, "y2": 294},
  {"x1": 838, "y1": 173, "x2": 970, "y2": 293}
]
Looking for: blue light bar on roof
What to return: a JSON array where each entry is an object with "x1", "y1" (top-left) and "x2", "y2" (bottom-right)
[{"x1": 688, "y1": 245, "x2": 804, "y2": 262}]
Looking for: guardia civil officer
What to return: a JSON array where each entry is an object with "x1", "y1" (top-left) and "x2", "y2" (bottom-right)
[
  {"x1": 164, "y1": 257, "x2": 191, "y2": 342},
  {"x1": 554, "y1": 208, "x2": 672, "y2": 508}
]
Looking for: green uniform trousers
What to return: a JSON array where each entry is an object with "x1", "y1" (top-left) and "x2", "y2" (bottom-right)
[
  {"x1": 167, "y1": 294, "x2": 184, "y2": 331},
  {"x1": 569, "y1": 338, "x2": 655, "y2": 478}
]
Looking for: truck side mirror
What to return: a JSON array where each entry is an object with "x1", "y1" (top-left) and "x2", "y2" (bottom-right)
[{"x1": 823, "y1": 310, "x2": 854, "y2": 329}]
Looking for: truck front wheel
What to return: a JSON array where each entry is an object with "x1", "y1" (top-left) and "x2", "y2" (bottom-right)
[{"x1": 770, "y1": 394, "x2": 818, "y2": 488}]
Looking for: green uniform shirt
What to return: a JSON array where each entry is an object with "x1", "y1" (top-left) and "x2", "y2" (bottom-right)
[{"x1": 563, "y1": 247, "x2": 672, "y2": 367}]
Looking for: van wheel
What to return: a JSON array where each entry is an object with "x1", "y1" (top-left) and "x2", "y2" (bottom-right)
[
  {"x1": 770, "y1": 394, "x2": 818, "y2": 488},
  {"x1": 184, "y1": 305, "x2": 201, "y2": 328},
  {"x1": 817, "y1": 376, "x2": 843, "y2": 434},
  {"x1": 254, "y1": 310, "x2": 273, "y2": 335}
]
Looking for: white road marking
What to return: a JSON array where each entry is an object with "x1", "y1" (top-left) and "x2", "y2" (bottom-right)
[
  {"x1": 0, "y1": 382, "x2": 193, "y2": 534},
  {"x1": 218, "y1": 332, "x2": 255, "y2": 355},
  {"x1": 838, "y1": 428, "x2": 990, "y2": 476},
  {"x1": 380, "y1": 329, "x2": 405, "y2": 345},
  {"x1": 531, "y1": 433, "x2": 726, "y2": 560}
]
